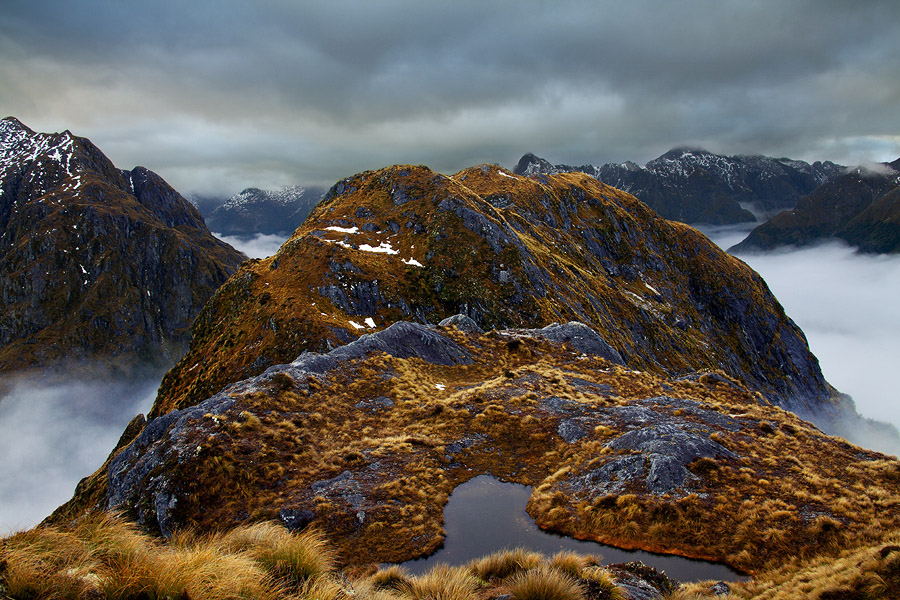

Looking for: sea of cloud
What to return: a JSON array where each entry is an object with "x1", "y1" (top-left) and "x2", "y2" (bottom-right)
[
  {"x1": 213, "y1": 232, "x2": 289, "y2": 259},
  {"x1": 0, "y1": 374, "x2": 160, "y2": 534},
  {"x1": 701, "y1": 225, "x2": 900, "y2": 445}
]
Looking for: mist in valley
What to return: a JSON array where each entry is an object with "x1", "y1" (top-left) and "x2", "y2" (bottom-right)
[
  {"x1": 0, "y1": 374, "x2": 160, "y2": 534},
  {"x1": 214, "y1": 232, "x2": 290, "y2": 260},
  {"x1": 702, "y1": 225, "x2": 900, "y2": 454}
]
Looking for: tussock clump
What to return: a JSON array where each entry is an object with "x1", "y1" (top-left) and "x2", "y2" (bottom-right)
[
  {"x1": 399, "y1": 563, "x2": 482, "y2": 600},
  {"x1": 468, "y1": 547, "x2": 544, "y2": 581},
  {"x1": 369, "y1": 564, "x2": 412, "y2": 590},
  {"x1": 547, "y1": 550, "x2": 596, "y2": 577},
  {"x1": 506, "y1": 566, "x2": 585, "y2": 600},
  {"x1": 579, "y1": 567, "x2": 623, "y2": 600},
  {"x1": 220, "y1": 521, "x2": 335, "y2": 584}
]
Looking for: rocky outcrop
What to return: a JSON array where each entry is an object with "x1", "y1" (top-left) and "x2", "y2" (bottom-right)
[
  {"x1": 50, "y1": 317, "x2": 900, "y2": 574},
  {"x1": 0, "y1": 117, "x2": 245, "y2": 374},
  {"x1": 515, "y1": 149, "x2": 843, "y2": 225},
  {"x1": 204, "y1": 186, "x2": 326, "y2": 237},
  {"x1": 732, "y1": 159, "x2": 900, "y2": 254}
]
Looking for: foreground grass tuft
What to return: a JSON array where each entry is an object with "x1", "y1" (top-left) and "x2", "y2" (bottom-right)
[
  {"x1": 506, "y1": 566, "x2": 585, "y2": 600},
  {"x1": 468, "y1": 547, "x2": 544, "y2": 581},
  {"x1": 398, "y1": 563, "x2": 482, "y2": 600}
]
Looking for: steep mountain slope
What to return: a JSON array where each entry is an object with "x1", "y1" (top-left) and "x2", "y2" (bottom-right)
[
  {"x1": 732, "y1": 160, "x2": 900, "y2": 254},
  {"x1": 51, "y1": 318, "x2": 900, "y2": 576},
  {"x1": 515, "y1": 149, "x2": 842, "y2": 225},
  {"x1": 151, "y1": 163, "x2": 861, "y2": 442},
  {"x1": 0, "y1": 117, "x2": 246, "y2": 374},
  {"x1": 204, "y1": 186, "x2": 326, "y2": 237}
]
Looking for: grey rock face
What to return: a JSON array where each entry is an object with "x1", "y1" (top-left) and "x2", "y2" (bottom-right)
[
  {"x1": 506, "y1": 322, "x2": 624, "y2": 364},
  {"x1": 438, "y1": 313, "x2": 484, "y2": 333},
  {"x1": 287, "y1": 321, "x2": 473, "y2": 374}
]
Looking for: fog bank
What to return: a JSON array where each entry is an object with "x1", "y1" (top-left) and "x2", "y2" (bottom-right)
[
  {"x1": 214, "y1": 232, "x2": 289, "y2": 259},
  {"x1": 703, "y1": 226, "x2": 900, "y2": 447},
  {"x1": 0, "y1": 374, "x2": 160, "y2": 534}
]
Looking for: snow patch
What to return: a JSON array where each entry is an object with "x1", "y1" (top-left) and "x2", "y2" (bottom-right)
[
  {"x1": 402, "y1": 257, "x2": 424, "y2": 267},
  {"x1": 364, "y1": 317, "x2": 376, "y2": 328},
  {"x1": 349, "y1": 320, "x2": 365, "y2": 330},
  {"x1": 326, "y1": 226, "x2": 359, "y2": 234},
  {"x1": 359, "y1": 242, "x2": 398, "y2": 255}
]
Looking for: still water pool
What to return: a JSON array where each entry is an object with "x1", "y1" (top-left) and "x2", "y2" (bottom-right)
[{"x1": 396, "y1": 475, "x2": 746, "y2": 582}]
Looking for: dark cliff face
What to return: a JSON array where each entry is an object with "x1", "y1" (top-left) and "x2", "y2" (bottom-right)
[
  {"x1": 0, "y1": 117, "x2": 246, "y2": 374},
  {"x1": 204, "y1": 186, "x2": 326, "y2": 237},
  {"x1": 731, "y1": 161, "x2": 900, "y2": 254},
  {"x1": 515, "y1": 149, "x2": 843, "y2": 225},
  {"x1": 151, "y1": 163, "x2": 837, "y2": 437}
]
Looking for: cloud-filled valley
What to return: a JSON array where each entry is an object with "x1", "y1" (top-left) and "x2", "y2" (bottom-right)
[
  {"x1": 703, "y1": 226, "x2": 900, "y2": 452},
  {"x1": 0, "y1": 374, "x2": 159, "y2": 534}
]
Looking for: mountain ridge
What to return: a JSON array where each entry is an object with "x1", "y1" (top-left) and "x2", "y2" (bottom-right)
[
  {"x1": 514, "y1": 149, "x2": 843, "y2": 225},
  {"x1": 148, "y1": 163, "x2": 869, "y2": 446},
  {"x1": 204, "y1": 185, "x2": 326, "y2": 238},
  {"x1": 731, "y1": 159, "x2": 900, "y2": 254},
  {"x1": 0, "y1": 116, "x2": 246, "y2": 375}
]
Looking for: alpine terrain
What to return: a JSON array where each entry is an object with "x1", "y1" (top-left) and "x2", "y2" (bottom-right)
[
  {"x1": 204, "y1": 186, "x2": 326, "y2": 238},
  {"x1": 515, "y1": 149, "x2": 843, "y2": 225},
  {"x1": 731, "y1": 159, "x2": 900, "y2": 254},
  {"x1": 45, "y1": 164, "x2": 900, "y2": 598},
  {"x1": 0, "y1": 117, "x2": 246, "y2": 376}
]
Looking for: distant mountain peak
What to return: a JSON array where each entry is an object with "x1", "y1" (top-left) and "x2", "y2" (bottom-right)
[
  {"x1": 514, "y1": 150, "x2": 844, "y2": 225},
  {"x1": 659, "y1": 146, "x2": 713, "y2": 159}
]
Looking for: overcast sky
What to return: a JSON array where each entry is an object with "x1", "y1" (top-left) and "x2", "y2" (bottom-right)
[{"x1": 2, "y1": 0, "x2": 899, "y2": 196}]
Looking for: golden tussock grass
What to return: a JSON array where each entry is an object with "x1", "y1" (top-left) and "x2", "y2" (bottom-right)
[
  {"x1": 505, "y1": 566, "x2": 585, "y2": 600},
  {"x1": 397, "y1": 563, "x2": 482, "y2": 600},
  {"x1": 468, "y1": 547, "x2": 544, "y2": 581}
]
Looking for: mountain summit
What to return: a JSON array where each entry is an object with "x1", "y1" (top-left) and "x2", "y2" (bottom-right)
[
  {"x1": 515, "y1": 149, "x2": 843, "y2": 225},
  {"x1": 0, "y1": 117, "x2": 246, "y2": 375},
  {"x1": 204, "y1": 185, "x2": 326, "y2": 237}
]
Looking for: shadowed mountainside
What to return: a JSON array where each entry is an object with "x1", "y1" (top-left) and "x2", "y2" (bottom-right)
[
  {"x1": 0, "y1": 117, "x2": 246, "y2": 375},
  {"x1": 732, "y1": 159, "x2": 900, "y2": 254},
  {"x1": 515, "y1": 149, "x2": 842, "y2": 225}
]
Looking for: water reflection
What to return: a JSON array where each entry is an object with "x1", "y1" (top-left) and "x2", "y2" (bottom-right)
[{"x1": 397, "y1": 475, "x2": 745, "y2": 582}]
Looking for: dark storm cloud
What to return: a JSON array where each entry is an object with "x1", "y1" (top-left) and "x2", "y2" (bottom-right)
[{"x1": 1, "y1": 0, "x2": 899, "y2": 193}]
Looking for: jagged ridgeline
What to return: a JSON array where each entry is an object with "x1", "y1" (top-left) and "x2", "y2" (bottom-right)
[
  {"x1": 0, "y1": 117, "x2": 245, "y2": 374},
  {"x1": 155, "y1": 163, "x2": 834, "y2": 428}
]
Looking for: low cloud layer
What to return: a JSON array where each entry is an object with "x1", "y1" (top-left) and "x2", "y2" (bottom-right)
[
  {"x1": 2, "y1": 1, "x2": 899, "y2": 195},
  {"x1": 213, "y1": 232, "x2": 289, "y2": 260},
  {"x1": 704, "y1": 227, "x2": 900, "y2": 452},
  {"x1": 0, "y1": 374, "x2": 160, "y2": 534}
]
